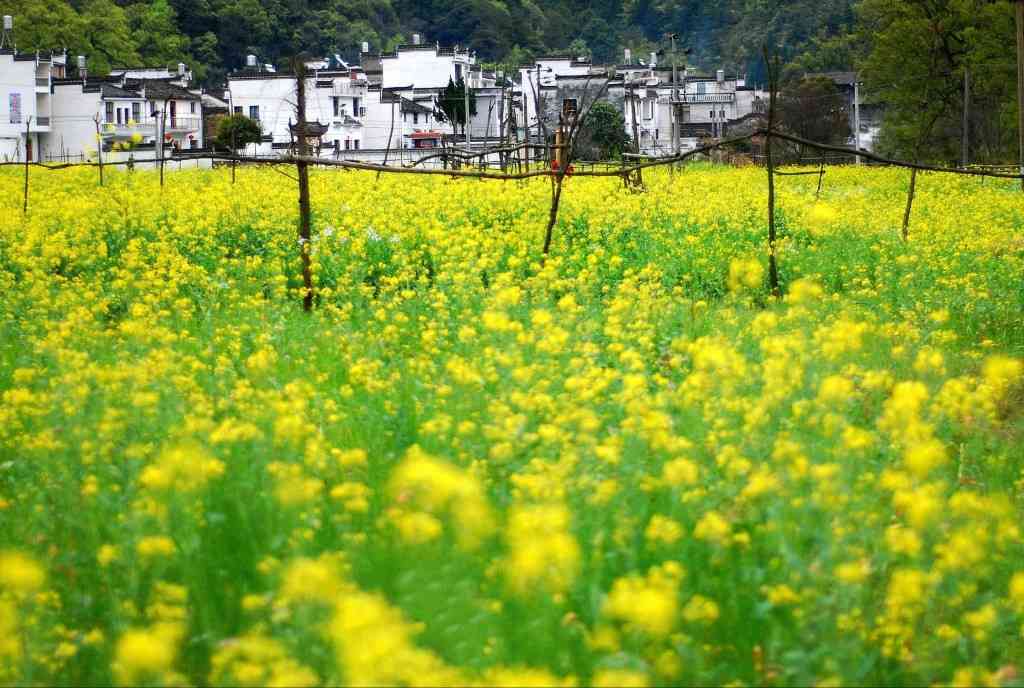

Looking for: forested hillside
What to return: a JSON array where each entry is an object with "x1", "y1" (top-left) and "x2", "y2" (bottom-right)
[
  {"x1": 2, "y1": 0, "x2": 855, "y2": 83},
  {"x1": 4, "y1": 0, "x2": 1019, "y2": 163}
]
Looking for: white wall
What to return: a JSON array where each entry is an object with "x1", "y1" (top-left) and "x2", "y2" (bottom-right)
[
  {"x1": 47, "y1": 83, "x2": 101, "y2": 160},
  {"x1": 382, "y1": 47, "x2": 472, "y2": 90},
  {"x1": 361, "y1": 90, "x2": 404, "y2": 151},
  {"x1": 228, "y1": 74, "x2": 366, "y2": 152},
  {"x1": 0, "y1": 54, "x2": 38, "y2": 161}
]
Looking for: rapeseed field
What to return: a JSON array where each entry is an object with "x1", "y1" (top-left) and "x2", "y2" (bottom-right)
[{"x1": 1, "y1": 164, "x2": 1022, "y2": 686}]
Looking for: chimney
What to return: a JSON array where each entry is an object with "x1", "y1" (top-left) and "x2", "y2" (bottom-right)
[
  {"x1": 0, "y1": 15, "x2": 12, "y2": 51},
  {"x1": 177, "y1": 62, "x2": 186, "y2": 77},
  {"x1": 361, "y1": 41, "x2": 369, "y2": 54},
  {"x1": 650, "y1": 52, "x2": 657, "y2": 68},
  {"x1": 412, "y1": 33, "x2": 421, "y2": 46},
  {"x1": 246, "y1": 54, "x2": 257, "y2": 69},
  {"x1": 624, "y1": 48, "x2": 631, "y2": 64},
  {"x1": 77, "y1": 55, "x2": 87, "y2": 80},
  {"x1": 716, "y1": 69, "x2": 725, "y2": 83}
]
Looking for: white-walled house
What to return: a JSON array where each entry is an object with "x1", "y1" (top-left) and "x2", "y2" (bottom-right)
[
  {"x1": 48, "y1": 76, "x2": 204, "y2": 160},
  {"x1": 515, "y1": 53, "x2": 765, "y2": 157},
  {"x1": 227, "y1": 67, "x2": 369, "y2": 156},
  {"x1": 380, "y1": 41, "x2": 483, "y2": 90},
  {"x1": 0, "y1": 49, "x2": 64, "y2": 161}
]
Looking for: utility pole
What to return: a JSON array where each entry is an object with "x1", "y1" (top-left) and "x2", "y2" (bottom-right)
[
  {"x1": 854, "y1": 78, "x2": 861, "y2": 165},
  {"x1": 629, "y1": 77, "x2": 641, "y2": 156},
  {"x1": 1016, "y1": 0, "x2": 1024, "y2": 190},
  {"x1": 464, "y1": 74, "x2": 472, "y2": 151},
  {"x1": 669, "y1": 33, "x2": 680, "y2": 157},
  {"x1": 962, "y1": 67, "x2": 970, "y2": 168}
]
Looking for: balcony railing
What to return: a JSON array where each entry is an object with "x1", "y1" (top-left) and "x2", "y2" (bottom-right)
[
  {"x1": 164, "y1": 117, "x2": 203, "y2": 132},
  {"x1": 102, "y1": 122, "x2": 157, "y2": 137}
]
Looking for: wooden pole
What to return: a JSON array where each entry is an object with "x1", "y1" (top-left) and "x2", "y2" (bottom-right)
[
  {"x1": 93, "y1": 115, "x2": 104, "y2": 186},
  {"x1": 293, "y1": 58, "x2": 315, "y2": 312},
  {"x1": 378, "y1": 97, "x2": 395, "y2": 181},
  {"x1": 160, "y1": 98, "x2": 169, "y2": 188},
  {"x1": 1017, "y1": 0, "x2": 1024, "y2": 190},
  {"x1": 961, "y1": 66, "x2": 970, "y2": 168},
  {"x1": 23, "y1": 117, "x2": 32, "y2": 214},
  {"x1": 629, "y1": 78, "x2": 643, "y2": 188},
  {"x1": 764, "y1": 48, "x2": 780, "y2": 297}
]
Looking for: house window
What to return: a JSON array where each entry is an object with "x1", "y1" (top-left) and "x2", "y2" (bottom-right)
[
  {"x1": 248, "y1": 105, "x2": 259, "y2": 120},
  {"x1": 233, "y1": 106, "x2": 242, "y2": 114},
  {"x1": 720, "y1": 109, "x2": 725, "y2": 119},
  {"x1": 9, "y1": 93, "x2": 21, "y2": 124},
  {"x1": 332, "y1": 96, "x2": 340, "y2": 118},
  {"x1": 190, "y1": 101, "x2": 196, "y2": 114},
  {"x1": 106, "y1": 101, "x2": 114, "y2": 123},
  {"x1": 455, "y1": 64, "x2": 462, "y2": 81},
  {"x1": 562, "y1": 98, "x2": 578, "y2": 119},
  {"x1": 131, "y1": 102, "x2": 140, "y2": 122},
  {"x1": 116, "y1": 107, "x2": 123, "y2": 125},
  {"x1": 413, "y1": 112, "x2": 418, "y2": 125},
  {"x1": 696, "y1": 82, "x2": 706, "y2": 95},
  {"x1": 643, "y1": 98, "x2": 653, "y2": 119},
  {"x1": 360, "y1": 107, "x2": 367, "y2": 117},
  {"x1": 352, "y1": 98, "x2": 360, "y2": 116},
  {"x1": 354, "y1": 139, "x2": 360, "y2": 150},
  {"x1": 345, "y1": 139, "x2": 350, "y2": 150},
  {"x1": 709, "y1": 110, "x2": 714, "y2": 119}
]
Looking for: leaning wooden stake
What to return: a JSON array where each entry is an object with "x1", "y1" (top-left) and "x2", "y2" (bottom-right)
[
  {"x1": 764, "y1": 48, "x2": 781, "y2": 297},
  {"x1": 23, "y1": 117, "x2": 32, "y2": 214},
  {"x1": 377, "y1": 97, "x2": 396, "y2": 182},
  {"x1": 901, "y1": 167, "x2": 917, "y2": 241},
  {"x1": 293, "y1": 57, "x2": 315, "y2": 312}
]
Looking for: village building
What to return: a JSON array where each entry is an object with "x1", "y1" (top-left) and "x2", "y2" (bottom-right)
[
  {"x1": 46, "y1": 57, "x2": 205, "y2": 162},
  {"x1": 226, "y1": 57, "x2": 368, "y2": 156},
  {"x1": 0, "y1": 25, "x2": 65, "y2": 162}
]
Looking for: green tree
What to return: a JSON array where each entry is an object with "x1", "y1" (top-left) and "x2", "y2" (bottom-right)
[
  {"x1": 575, "y1": 100, "x2": 629, "y2": 160},
  {"x1": 0, "y1": 0, "x2": 140, "y2": 74},
  {"x1": 127, "y1": 1, "x2": 192, "y2": 70},
  {"x1": 777, "y1": 75, "x2": 851, "y2": 160},
  {"x1": 857, "y1": 0, "x2": 1015, "y2": 163},
  {"x1": 214, "y1": 113, "x2": 263, "y2": 152},
  {"x1": 77, "y1": 0, "x2": 141, "y2": 73},
  {"x1": 436, "y1": 77, "x2": 478, "y2": 135}
]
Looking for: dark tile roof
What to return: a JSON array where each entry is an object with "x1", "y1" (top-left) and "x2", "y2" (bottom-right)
[
  {"x1": 135, "y1": 79, "x2": 200, "y2": 100},
  {"x1": 101, "y1": 84, "x2": 142, "y2": 99}
]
